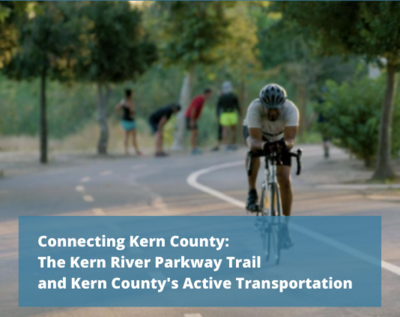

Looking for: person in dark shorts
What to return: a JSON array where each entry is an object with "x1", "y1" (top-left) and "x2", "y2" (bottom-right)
[
  {"x1": 185, "y1": 88, "x2": 212, "y2": 155},
  {"x1": 115, "y1": 89, "x2": 142, "y2": 156},
  {"x1": 148, "y1": 103, "x2": 181, "y2": 157}
]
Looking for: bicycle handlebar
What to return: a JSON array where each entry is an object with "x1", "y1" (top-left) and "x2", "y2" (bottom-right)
[
  {"x1": 247, "y1": 148, "x2": 303, "y2": 176},
  {"x1": 289, "y1": 149, "x2": 302, "y2": 176}
]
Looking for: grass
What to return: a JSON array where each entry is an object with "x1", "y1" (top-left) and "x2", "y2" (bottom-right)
[
  {"x1": 297, "y1": 131, "x2": 322, "y2": 144},
  {"x1": 0, "y1": 120, "x2": 155, "y2": 154}
]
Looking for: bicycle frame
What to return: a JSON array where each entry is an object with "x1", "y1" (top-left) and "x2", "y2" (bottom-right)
[
  {"x1": 250, "y1": 148, "x2": 302, "y2": 264},
  {"x1": 261, "y1": 153, "x2": 282, "y2": 216}
]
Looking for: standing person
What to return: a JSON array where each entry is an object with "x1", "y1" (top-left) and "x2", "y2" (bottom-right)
[
  {"x1": 148, "y1": 103, "x2": 181, "y2": 157},
  {"x1": 211, "y1": 91, "x2": 223, "y2": 152},
  {"x1": 317, "y1": 87, "x2": 330, "y2": 158},
  {"x1": 217, "y1": 81, "x2": 240, "y2": 150},
  {"x1": 115, "y1": 89, "x2": 142, "y2": 156},
  {"x1": 243, "y1": 83, "x2": 299, "y2": 248},
  {"x1": 185, "y1": 88, "x2": 213, "y2": 155}
]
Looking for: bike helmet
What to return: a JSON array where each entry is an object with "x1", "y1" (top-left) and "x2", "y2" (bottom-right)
[{"x1": 259, "y1": 84, "x2": 287, "y2": 109}]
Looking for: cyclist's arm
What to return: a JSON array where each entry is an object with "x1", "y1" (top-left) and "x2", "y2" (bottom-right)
[
  {"x1": 248, "y1": 128, "x2": 267, "y2": 151},
  {"x1": 284, "y1": 126, "x2": 298, "y2": 150}
]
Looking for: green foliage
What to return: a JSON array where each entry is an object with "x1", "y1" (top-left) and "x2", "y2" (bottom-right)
[
  {"x1": 0, "y1": 2, "x2": 27, "y2": 68},
  {"x1": 156, "y1": 1, "x2": 232, "y2": 69},
  {"x1": 0, "y1": 75, "x2": 96, "y2": 138},
  {"x1": 316, "y1": 76, "x2": 400, "y2": 166},
  {"x1": 279, "y1": 2, "x2": 400, "y2": 65},
  {"x1": 3, "y1": 2, "x2": 83, "y2": 80},
  {"x1": 77, "y1": 2, "x2": 157, "y2": 84},
  {"x1": 0, "y1": 4, "x2": 11, "y2": 22}
]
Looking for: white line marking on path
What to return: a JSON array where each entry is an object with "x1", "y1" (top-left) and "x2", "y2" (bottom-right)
[
  {"x1": 75, "y1": 185, "x2": 85, "y2": 192},
  {"x1": 83, "y1": 195, "x2": 94, "y2": 202},
  {"x1": 101, "y1": 170, "x2": 113, "y2": 176},
  {"x1": 187, "y1": 161, "x2": 400, "y2": 277},
  {"x1": 80, "y1": 177, "x2": 90, "y2": 183},
  {"x1": 320, "y1": 184, "x2": 400, "y2": 190}
]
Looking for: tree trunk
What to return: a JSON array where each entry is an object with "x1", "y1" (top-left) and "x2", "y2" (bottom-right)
[
  {"x1": 40, "y1": 65, "x2": 48, "y2": 164},
  {"x1": 372, "y1": 60, "x2": 398, "y2": 180},
  {"x1": 238, "y1": 75, "x2": 246, "y2": 112},
  {"x1": 96, "y1": 83, "x2": 110, "y2": 155},
  {"x1": 171, "y1": 66, "x2": 195, "y2": 150},
  {"x1": 295, "y1": 82, "x2": 308, "y2": 136}
]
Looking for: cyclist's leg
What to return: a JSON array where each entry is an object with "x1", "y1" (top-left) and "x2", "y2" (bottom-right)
[
  {"x1": 247, "y1": 156, "x2": 260, "y2": 190},
  {"x1": 277, "y1": 165, "x2": 292, "y2": 217},
  {"x1": 243, "y1": 126, "x2": 260, "y2": 211},
  {"x1": 277, "y1": 164, "x2": 294, "y2": 248}
]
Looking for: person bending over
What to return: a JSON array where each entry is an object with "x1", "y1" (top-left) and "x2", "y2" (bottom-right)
[
  {"x1": 185, "y1": 88, "x2": 213, "y2": 155},
  {"x1": 148, "y1": 103, "x2": 181, "y2": 157}
]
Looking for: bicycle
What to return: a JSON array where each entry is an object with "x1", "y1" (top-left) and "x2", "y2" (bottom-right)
[{"x1": 247, "y1": 146, "x2": 302, "y2": 265}]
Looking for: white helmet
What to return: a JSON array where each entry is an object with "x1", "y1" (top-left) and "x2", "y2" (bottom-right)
[{"x1": 259, "y1": 84, "x2": 287, "y2": 109}]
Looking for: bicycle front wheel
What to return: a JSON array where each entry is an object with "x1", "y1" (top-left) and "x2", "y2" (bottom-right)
[{"x1": 268, "y1": 183, "x2": 281, "y2": 265}]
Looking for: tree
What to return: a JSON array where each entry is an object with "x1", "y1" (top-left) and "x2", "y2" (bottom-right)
[
  {"x1": 3, "y1": 2, "x2": 82, "y2": 163},
  {"x1": 256, "y1": 6, "x2": 359, "y2": 136},
  {"x1": 279, "y1": 2, "x2": 400, "y2": 180},
  {"x1": 154, "y1": 1, "x2": 232, "y2": 149},
  {"x1": 216, "y1": 2, "x2": 260, "y2": 109},
  {"x1": 77, "y1": 2, "x2": 157, "y2": 155},
  {"x1": 0, "y1": 2, "x2": 27, "y2": 69}
]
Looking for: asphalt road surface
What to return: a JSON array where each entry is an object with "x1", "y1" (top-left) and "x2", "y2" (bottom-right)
[{"x1": 1, "y1": 145, "x2": 399, "y2": 317}]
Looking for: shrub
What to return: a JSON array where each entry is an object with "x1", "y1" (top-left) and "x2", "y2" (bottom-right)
[{"x1": 316, "y1": 75, "x2": 400, "y2": 167}]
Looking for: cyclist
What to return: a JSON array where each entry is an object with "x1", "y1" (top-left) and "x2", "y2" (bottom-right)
[{"x1": 243, "y1": 83, "x2": 299, "y2": 248}]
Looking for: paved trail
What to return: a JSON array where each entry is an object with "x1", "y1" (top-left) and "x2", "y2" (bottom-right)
[{"x1": 0, "y1": 145, "x2": 399, "y2": 317}]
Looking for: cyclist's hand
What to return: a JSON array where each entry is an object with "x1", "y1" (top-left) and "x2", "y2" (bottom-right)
[
  {"x1": 262, "y1": 141, "x2": 277, "y2": 155},
  {"x1": 276, "y1": 140, "x2": 288, "y2": 153},
  {"x1": 263, "y1": 140, "x2": 286, "y2": 155}
]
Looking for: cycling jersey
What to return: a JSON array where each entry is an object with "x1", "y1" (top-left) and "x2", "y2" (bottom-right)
[{"x1": 243, "y1": 99, "x2": 299, "y2": 142}]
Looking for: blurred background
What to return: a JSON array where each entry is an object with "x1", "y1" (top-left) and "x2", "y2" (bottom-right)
[{"x1": 0, "y1": 1, "x2": 399, "y2": 180}]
